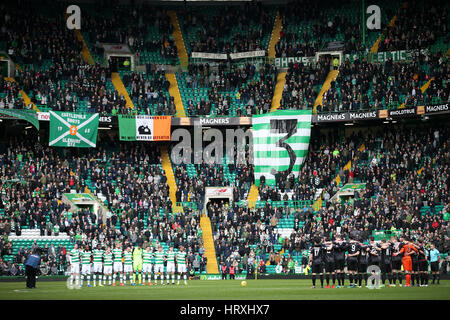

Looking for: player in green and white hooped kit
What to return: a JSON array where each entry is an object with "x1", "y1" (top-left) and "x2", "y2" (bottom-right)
[
  {"x1": 103, "y1": 247, "x2": 113, "y2": 285},
  {"x1": 69, "y1": 243, "x2": 81, "y2": 287},
  {"x1": 123, "y1": 246, "x2": 134, "y2": 286},
  {"x1": 176, "y1": 245, "x2": 188, "y2": 285},
  {"x1": 113, "y1": 243, "x2": 124, "y2": 286},
  {"x1": 154, "y1": 246, "x2": 166, "y2": 285},
  {"x1": 92, "y1": 244, "x2": 104, "y2": 287},
  {"x1": 166, "y1": 246, "x2": 176, "y2": 284},
  {"x1": 142, "y1": 246, "x2": 153, "y2": 285},
  {"x1": 132, "y1": 244, "x2": 143, "y2": 285},
  {"x1": 81, "y1": 245, "x2": 92, "y2": 287}
]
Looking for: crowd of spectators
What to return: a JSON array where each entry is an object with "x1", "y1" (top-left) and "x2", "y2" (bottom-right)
[
  {"x1": 121, "y1": 68, "x2": 176, "y2": 115},
  {"x1": 205, "y1": 125, "x2": 449, "y2": 273},
  {"x1": 0, "y1": 133, "x2": 207, "y2": 273},
  {"x1": 377, "y1": 1, "x2": 448, "y2": 52},
  {"x1": 0, "y1": 78, "x2": 27, "y2": 110},
  {"x1": 179, "y1": 2, "x2": 273, "y2": 54},
  {"x1": 317, "y1": 51, "x2": 449, "y2": 113},
  {"x1": 1, "y1": 2, "x2": 82, "y2": 70},
  {"x1": 82, "y1": 4, "x2": 178, "y2": 64},
  {"x1": 181, "y1": 62, "x2": 276, "y2": 116},
  {"x1": 276, "y1": 0, "x2": 377, "y2": 58},
  {"x1": 279, "y1": 56, "x2": 331, "y2": 110}
]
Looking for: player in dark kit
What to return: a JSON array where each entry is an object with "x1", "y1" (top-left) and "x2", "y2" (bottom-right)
[
  {"x1": 323, "y1": 239, "x2": 336, "y2": 288},
  {"x1": 333, "y1": 236, "x2": 347, "y2": 288},
  {"x1": 309, "y1": 237, "x2": 324, "y2": 288},
  {"x1": 415, "y1": 239, "x2": 429, "y2": 287},
  {"x1": 357, "y1": 241, "x2": 370, "y2": 287},
  {"x1": 391, "y1": 237, "x2": 404, "y2": 286},
  {"x1": 368, "y1": 237, "x2": 381, "y2": 267},
  {"x1": 380, "y1": 239, "x2": 394, "y2": 287},
  {"x1": 411, "y1": 241, "x2": 420, "y2": 286},
  {"x1": 345, "y1": 237, "x2": 360, "y2": 288}
]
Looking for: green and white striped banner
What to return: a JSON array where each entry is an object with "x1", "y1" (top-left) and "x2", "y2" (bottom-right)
[{"x1": 252, "y1": 110, "x2": 312, "y2": 186}]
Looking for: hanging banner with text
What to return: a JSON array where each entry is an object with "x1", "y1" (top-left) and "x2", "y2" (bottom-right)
[
  {"x1": 49, "y1": 111, "x2": 99, "y2": 148},
  {"x1": 118, "y1": 115, "x2": 171, "y2": 141},
  {"x1": 274, "y1": 56, "x2": 316, "y2": 68}
]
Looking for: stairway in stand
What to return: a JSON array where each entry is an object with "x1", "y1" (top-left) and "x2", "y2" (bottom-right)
[{"x1": 200, "y1": 215, "x2": 219, "y2": 274}]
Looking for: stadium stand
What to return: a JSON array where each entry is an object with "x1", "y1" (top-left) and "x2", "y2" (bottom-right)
[{"x1": 0, "y1": 0, "x2": 448, "y2": 280}]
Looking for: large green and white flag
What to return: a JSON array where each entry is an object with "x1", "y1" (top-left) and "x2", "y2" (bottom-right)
[
  {"x1": 252, "y1": 109, "x2": 312, "y2": 186},
  {"x1": 49, "y1": 111, "x2": 99, "y2": 148}
]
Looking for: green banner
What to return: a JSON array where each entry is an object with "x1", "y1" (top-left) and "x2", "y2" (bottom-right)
[
  {"x1": 340, "y1": 183, "x2": 367, "y2": 191},
  {"x1": 49, "y1": 111, "x2": 99, "y2": 148},
  {"x1": 252, "y1": 110, "x2": 312, "y2": 186},
  {"x1": 0, "y1": 109, "x2": 39, "y2": 130}
]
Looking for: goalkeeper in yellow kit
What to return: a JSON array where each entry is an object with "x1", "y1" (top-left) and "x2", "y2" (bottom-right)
[{"x1": 133, "y1": 244, "x2": 143, "y2": 285}]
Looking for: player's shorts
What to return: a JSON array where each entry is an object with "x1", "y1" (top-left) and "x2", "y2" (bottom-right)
[
  {"x1": 133, "y1": 262, "x2": 143, "y2": 272},
  {"x1": 81, "y1": 264, "x2": 91, "y2": 275},
  {"x1": 347, "y1": 259, "x2": 358, "y2": 272},
  {"x1": 104, "y1": 265, "x2": 112, "y2": 274},
  {"x1": 113, "y1": 262, "x2": 123, "y2": 273},
  {"x1": 154, "y1": 264, "x2": 164, "y2": 273},
  {"x1": 143, "y1": 264, "x2": 152, "y2": 273},
  {"x1": 381, "y1": 262, "x2": 392, "y2": 274},
  {"x1": 324, "y1": 261, "x2": 335, "y2": 273},
  {"x1": 335, "y1": 259, "x2": 345, "y2": 270},
  {"x1": 311, "y1": 262, "x2": 323, "y2": 274},
  {"x1": 124, "y1": 264, "x2": 133, "y2": 273},
  {"x1": 430, "y1": 262, "x2": 439, "y2": 272},
  {"x1": 369, "y1": 259, "x2": 379, "y2": 267},
  {"x1": 358, "y1": 263, "x2": 368, "y2": 273},
  {"x1": 418, "y1": 260, "x2": 428, "y2": 272},
  {"x1": 392, "y1": 259, "x2": 402, "y2": 270},
  {"x1": 166, "y1": 263, "x2": 175, "y2": 273},
  {"x1": 402, "y1": 258, "x2": 412, "y2": 272},
  {"x1": 93, "y1": 263, "x2": 103, "y2": 273},
  {"x1": 412, "y1": 260, "x2": 419, "y2": 272},
  {"x1": 71, "y1": 263, "x2": 80, "y2": 274},
  {"x1": 177, "y1": 264, "x2": 187, "y2": 273}
]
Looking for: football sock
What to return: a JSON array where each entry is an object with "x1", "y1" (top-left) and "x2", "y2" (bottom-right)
[
  {"x1": 326, "y1": 274, "x2": 329, "y2": 286},
  {"x1": 332, "y1": 274, "x2": 336, "y2": 285},
  {"x1": 411, "y1": 274, "x2": 415, "y2": 286},
  {"x1": 382, "y1": 273, "x2": 386, "y2": 285},
  {"x1": 399, "y1": 273, "x2": 403, "y2": 285},
  {"x1": 312, "y1": 275, "x2": 316, "y2": 286},
  {"x1": 437, "y1": 274, "x2": 440, "y2": 284},
  {"x1": 432, "y1": 274, "x2": 436, "y2": 284},
  {"x1": 388, "y1": 274, "x2": 392, "y2": 284},
  {"x1": 320, "y1": 275, "x2": 323, "y2": 287},
  {"x1": 358, "y1": 274, "x2": 362, "y2": 286},
  {"x1": 406, "y1": 274, "x2": 411, "y2": 286},
  {"x1": 349, "y1": 274, "x2": 353, "y2": 285}
]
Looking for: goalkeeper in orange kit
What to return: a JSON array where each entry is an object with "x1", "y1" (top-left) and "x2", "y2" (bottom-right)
[{"x1": 393, "y1": 238, "x2": 418, "y2": 287}]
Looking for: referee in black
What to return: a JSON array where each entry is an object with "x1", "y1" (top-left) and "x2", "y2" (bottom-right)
[{"x1": 25, "y1": 249, "x2": 41, "y2": 289}]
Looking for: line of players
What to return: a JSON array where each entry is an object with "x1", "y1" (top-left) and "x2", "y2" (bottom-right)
[
  {"x1": 309, "y1": 235, "x2": 442, "y2": 288},
  {"x1": 67, "y1": 242, "x2": 189, "y2": 287}
]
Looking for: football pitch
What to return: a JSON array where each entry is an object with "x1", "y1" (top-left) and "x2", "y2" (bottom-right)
[{"x1": 0, "y1": 280, "x2": 449, "y2": 300}]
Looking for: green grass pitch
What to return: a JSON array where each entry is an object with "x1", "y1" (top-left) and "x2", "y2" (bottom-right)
[{"x1": 0, "y1": 280, "x2": 449, "y2": 300}]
